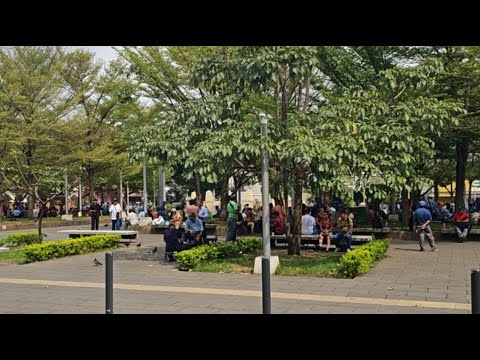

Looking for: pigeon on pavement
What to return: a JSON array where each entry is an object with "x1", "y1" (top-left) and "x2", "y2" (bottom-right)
[
  {"x1": 136, "y1": 243, "x2": 142, "y2": 247},
  {"x1": 93, "y1": 258, "x2": 103, "y2": 266}
]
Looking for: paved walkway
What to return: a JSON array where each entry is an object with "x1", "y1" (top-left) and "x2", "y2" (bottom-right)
[{"x1": 0, "y1": 227, "x2": 478, "y2": 314}]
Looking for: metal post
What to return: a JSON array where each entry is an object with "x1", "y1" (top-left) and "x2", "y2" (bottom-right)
[
  {"x1": 158, "y1": 165, "x2": 165, "y2": 206},
  {"x1": 143, "y1": 160, "x2": 148, "y2": 214},
  {"x1": 64, "y1": 172, "x2": 68, "y2": 215},
  {"x1": 153, "y1": 175, "x2": 156, "y2": 209},
  {"x1": 106, "y1": 252, "x2": 113, "y2": 314},
  {"x1": 472, "y1": 268, "x2": 480, "y2": 314},
  {"x1": 126, "y1": 181, "x2": 129, "y2": 212},
  {"x1": 78, "y1": 176, "x2": 82, "y2": 217},
  {"x1": 119, "y1": 170, "x2": 123, "y2": 211},
  {"x1": 261, "y1": 116, "x2": 271, "y2": 314}
]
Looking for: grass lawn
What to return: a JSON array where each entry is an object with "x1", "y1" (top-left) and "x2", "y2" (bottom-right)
[
  {"x1": 194, "y1": 249, "x2": 343, "y2": 277},
  {"x1": 0, "y1": 247, "x2": 27, "y2": 264}
]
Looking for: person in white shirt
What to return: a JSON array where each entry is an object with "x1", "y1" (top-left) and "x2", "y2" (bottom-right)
[
  {"x1": 109, "y1": 198, "x2": 121, "y2": 230},
  {"x1": 301, "y1": 208, "x2": 318, "y2": 235}
]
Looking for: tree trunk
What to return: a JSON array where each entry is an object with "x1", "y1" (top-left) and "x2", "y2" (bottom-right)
[
  {"x1": 410, "y1": 189, "x2": 420, "y2": 206},
  {"x1": 194, "y1": 172, "x2": 202, "y2": 202},
  {"x1": 455, "y1": 141, "x2": 469, "y2": 210},
  {"x1": 434, "y1": 184, "x2": 439, "y2": 202},
  {"x1": 220, "y1": 176, "x2": 229, "y2": 221},
  {"x1": 38, "y1": 203, "x2": 44, "y2": 243},
  {"x1": 282, "y1": 182, "x2": 291, "y2": 247},
  {"x1": 289, "y1": 183, "x2": 302, "y2": 256},
  {"x1": 87, "y1": 167, "x2": 95, "y2": 204},
  {"x1": 27, "y1": 193, "x2": 34, "y2": 219},
  {"x1": 401, "y1": 189, "x2": 409, "y2": 228},
  {"x1": 389, "y1": 192, "x2": 396, "y2": 214},
  {"x1": 468, "y1": 179, "x2": 473, "y2": 205}
]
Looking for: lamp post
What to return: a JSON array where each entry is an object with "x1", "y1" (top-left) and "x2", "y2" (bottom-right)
[
  {"x1": 143, "y1": 159, "x2": 148, "y2": 214},
  {"x1": 260, "y1": 116, "x2": 271, "y2": 314}
]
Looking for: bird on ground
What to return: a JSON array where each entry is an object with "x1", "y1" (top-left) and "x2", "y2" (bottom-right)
[
  {"x1": 147, "y1": 247, "x2": 158, "y2": 254},
  {"x1": 93, "y1": 258, "x2": 103, "y2": 266},
  {"x1": 136, "y1": 243, "x2": 142, "y2": 247},
  {"x1": 124, "y1": 242, "x2": 131, "y2": 247},
  {"x1": 103, "y1": 223, "x2": 109, "y2": 227}
]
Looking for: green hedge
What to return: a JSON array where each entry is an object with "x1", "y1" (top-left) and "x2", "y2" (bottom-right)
[
  {"x1": 23, "y1": 235, "x2": 121, "y2": 263},
  {"x1": 0, "y1": 232, "x2": 42, "y2": 247},
  {"x1": 175, "y1": 237, "x2": 261, "y2": 271},
  {"x1": 336, "y1": 239, "x2": 390, "y2": 278}
]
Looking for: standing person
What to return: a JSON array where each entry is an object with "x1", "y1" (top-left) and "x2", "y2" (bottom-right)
[
  {"x1": 109, "y1": 199, "x2": 121, "y2": 231},
  {"x1": 226, "y1": 194, "x2": 239, "y2": 242},
  {"x1": 413, "y1": 200, "x2": 437, "y2": 252},
  {"x1": 89, "y1": 198, "x2": 102, "y2": 230}
]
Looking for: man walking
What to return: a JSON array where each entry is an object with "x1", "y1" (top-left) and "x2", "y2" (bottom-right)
[
  {"x1": 109, "y1": 199, "x2": 121, "y2": 231},
  {"x1": 413, "y1": 200, "x2": 437, "y2": 252}
]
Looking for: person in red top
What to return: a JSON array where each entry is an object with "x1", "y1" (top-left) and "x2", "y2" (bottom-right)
[
  {"x1": 271, "y1": 211, "x2": 285, "y2": 235},
  {"x1": 453, "y1": 207, "x2": 470, "y2": 242},
  {"x1": 318, "y1": 212, "x2": 333, "y2": 251}
]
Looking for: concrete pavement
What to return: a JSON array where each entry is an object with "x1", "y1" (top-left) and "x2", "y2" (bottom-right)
[{"x1": 0, "y1": 226, "x2": 478, "y2": 314}]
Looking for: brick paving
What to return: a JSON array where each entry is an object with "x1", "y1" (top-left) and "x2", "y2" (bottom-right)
[{"x1": 0, "y1": 226, "x2": 478, "y2": 314}]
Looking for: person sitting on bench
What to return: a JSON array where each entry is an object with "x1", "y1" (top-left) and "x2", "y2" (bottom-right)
[
  {"x1": 183, "y1": 212, "x2": 204, "y2": 247},
  {"x1": 333, "y1": 210, "x2": 353, "y2": 252},
  {"x1": 453, "y1": 207, "x2": 470, "y2": 242},
  {"x1": 318, "y1": 212, "x2": 333, "y2": 251},
  {"x1": 164, "y1": 223, "x2": 181, "y2": 261}
]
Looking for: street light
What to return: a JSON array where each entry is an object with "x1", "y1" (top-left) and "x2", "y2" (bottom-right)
[{"x1": 260, "y1": 115, "x2": 271, "y2": 314}]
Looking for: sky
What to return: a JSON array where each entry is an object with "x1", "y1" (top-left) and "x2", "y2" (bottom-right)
[{"x1": 74, "y1": 46, "x2": 118, "y2": 62}]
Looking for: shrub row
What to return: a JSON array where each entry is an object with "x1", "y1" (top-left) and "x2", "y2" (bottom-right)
[
  {"x1": 336, "y1": 239, "x2": 390, "y2": 278},
  {"x1": 23, "y1": 235, "x2": 121, "y2": 263},
  {"x1": 175, "y1": 237, "x2": 262, "y2": 271},
  {"x1": 0, "y1": 232, "x2": 42, "y2": 247}
]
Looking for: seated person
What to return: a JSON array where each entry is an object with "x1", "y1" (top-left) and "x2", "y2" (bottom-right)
[
  {"x1": 125, "y1": 211, "x2": 139, "y2": 230},
  {"x1": 453, "y1": 207, "x2": 470, "y2": 242},
  {"x1": 439, "y1": 203, "x2": 452, "y2": 228},
  {"x1": 49, "y1": 206, "x2": 58, "y2": 217},
  {"x1": 301, "y1": 208, "x2": 318, "y2": 235},
  {"x1": 11, "y1": 207, "x2": 22, "y2": 218},
  {"x1": 471, "y1": 211, "x2": 479, "y2": 225},
  {"x1": 170, "y1": 208, "x2": 182, "y2": 229},
  {"x1": 183, "y1": 213, "x2": 204, "y2": 246},
  {"x1": 318, "y1": 212, "x2": 333, "y2": 251},
  {"x1": 236, "y1": 211, "x2": 247, "y2": 236},
  {"x1": 164, "y1": 223, "x2": 181, "y2": 261},
  {"x1": 333, "y1": 210, "x2": 353, "y2": 252},
  {"x1": 244, "y1": 208, "x2": 255, "y2": 234},
  {"x1": 271, "y1": 211, "x2": 285, "y2": 235}
]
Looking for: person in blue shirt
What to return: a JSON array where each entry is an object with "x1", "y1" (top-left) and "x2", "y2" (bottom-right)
[
  {"x1": 197, "y1": 201, "x2": 209, "y2": 245},
  {"x1": 183, "y1": 212, "x2": 204, "y2": 247},
  {"x1": 413, "y1": 201, "x2": 437, "y2": 252}
]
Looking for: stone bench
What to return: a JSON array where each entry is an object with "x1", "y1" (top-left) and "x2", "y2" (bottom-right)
[
  {"x1": 441, "y1": 228, "x2": 480, "y2": 234},
  {"x1": 270, "y1": 234, "x2": 372, "y2": 248},
  {"x1": 151, "y1": 224, "x2": 217, "y2": 236},
  {"x1": 57, "y1": 230, "x2": 138, "y2": 243}
]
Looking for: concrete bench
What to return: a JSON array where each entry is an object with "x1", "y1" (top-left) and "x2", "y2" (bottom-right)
[
  {"x1": 151, "y1": 224, "x2": 217, "y2": 236},
  {"x1": 270, "y1": 234, "x2": 372, "y2": 248},
  {"x1": 441, "y1": 228, "x2": 480, "y2": 234},
  {"x1": 58, "y1": 230, "x2": 138, "y2": 242}
]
